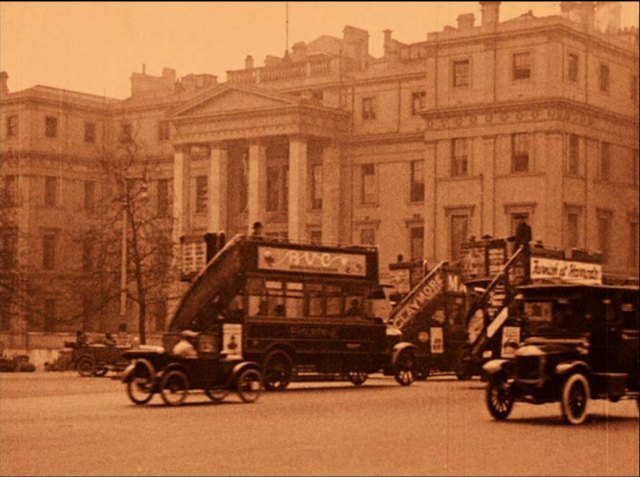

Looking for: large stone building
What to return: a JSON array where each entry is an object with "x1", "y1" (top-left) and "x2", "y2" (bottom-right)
[{"x1": 1, "y1": 2, "x2": 638, "y2": 356}]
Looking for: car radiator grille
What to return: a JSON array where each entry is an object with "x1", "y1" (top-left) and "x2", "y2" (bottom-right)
[{"x1": 516, "y1": 356, "x2": 540, "y2": 380}]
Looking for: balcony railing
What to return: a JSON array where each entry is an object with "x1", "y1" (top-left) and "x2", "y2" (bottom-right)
[{"x1": 227, "y1": 57, "x2": 354, "y2": 84}]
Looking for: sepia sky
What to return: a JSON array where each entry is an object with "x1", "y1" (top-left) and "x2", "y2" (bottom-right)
[{"x1": 1, "y1": 1, "x2": 638, "y2": 99}]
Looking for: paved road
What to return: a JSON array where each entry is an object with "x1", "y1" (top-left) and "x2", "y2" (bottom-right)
[{"x1": 1, "y1": 372, "x2": 638, "y2": 476}]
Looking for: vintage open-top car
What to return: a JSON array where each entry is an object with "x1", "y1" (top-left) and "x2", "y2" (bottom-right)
[
  {"x1": 121, "y1": 331, "x2": 263, "y2": 406},
  {"x1": 65, "y1": 341, "x2": 130, "y2": 377},
  {"x1": 483, "y1": 284, "x2": 639, "y2": 424}
]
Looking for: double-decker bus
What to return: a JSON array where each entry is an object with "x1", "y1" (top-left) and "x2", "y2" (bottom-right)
[{"x1": 169, "y1": 235, "x2": 416, "y2": 390}]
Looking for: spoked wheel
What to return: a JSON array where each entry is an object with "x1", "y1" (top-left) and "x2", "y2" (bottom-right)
[
  {"x1": 486, "y1": 374, "x2": 514, "y2": 420},
  {"x1": 205, "y1": 388, "x2": 229, "y2": 403},
  {"x1": 346, "y1": 371, "x2": 369, "y2": 386},
  {"x1": 76, "y1": 356, "x2": 95, "y2": 377},
  {"x1": 560, "y1": 373, "x2": 590, "y2": 425},
  {"x1": 236, "y1": 368, "x2": 263, "y2": 403},
  {"x1": 160, "y1": 370, "x2": 190, "y2": 406},
  {"x1": 263, "y1": 351, "x2": 292, "y2": 391},
  {"x1": 394, "y1": 350, "x2": 416, "y2": 386},
  {"x1": 126, "y1": 361, "x2": 155, "y2": 405}
]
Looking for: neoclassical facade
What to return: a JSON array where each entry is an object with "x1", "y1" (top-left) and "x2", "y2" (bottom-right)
[{"x1": 0, "y1": 2, "x2": 638, "y2": 352}]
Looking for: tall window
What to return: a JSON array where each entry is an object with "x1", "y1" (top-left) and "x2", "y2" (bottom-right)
[
  {"x1": 158, "y1": 121, "x2": 170, "y2": 141},
  {"x1": 45, "y1": 116, "x2": 58, "y2": 138},
  {"x1": 84, "y1": 181, "x2": 95, "y2": 213},
  {"x1": 157, "y1": 178, "x2": 171, "y2": 216},
  {"x1": 599, "y1": 64, "x2": 610, "y2": 93},
  {"x1": 361, "y1": 163, "x2": 377, "y2": 204},
  {"x1": 411, "y1": 91, "x2": 426, "y2": 115},
  {"x1": 600, "y1": 142, "x2": 611, "y2": 181},
  {"x1": 362, "y1": 97, "x2": 377, "y2": 120},
  {"x1": 309, "y1": 230, "x2": 322, "y2": 244},
  {"x1": 631, "y1": 75, "x2": 638, "y2": 103},
  {"x1": 511, "y1": 213, "x2": 530, "y2": 237},
  {"x1": 120, "y1": 122, "x2": 133, "y2": 144},
  {"x1": 630, "y1": 221, "x2": 638, "y2": 269},
  {"x1": 568, "y1": 134, "x2": 580, "y2": 176},
  {"x1": 597, "y1": 211, "x2": 612, "y2": 264},
  {"x1": 567, "y1": 53, "x2": 579, "y2": 82},
  {"x1": 512, "y1": 133, "x2": 530, "y2": 173},
  {"x1": 512, "y1": 52, "x2": 531, "y2": 80},
  {"x1": 42, "y1": 234, "x2": 56, "y2": 270},
  {"x1": 44, "y1": 176, "x2": 58, "y2": 207},
  {"x1": 410, "y1": 160, "x2": 425, "y2": 202},
  {"x1": 82, "y1": 238, "x2": 93, "y2": 272},
  {"x1": 0, "y1": 293, "x2": 10, "y2": 331},
  {"x1": 195, "y1": 175, "x2": 208, "y2": 214},
  {"x1": 266, "y1": 166, "x2": 289, "y2": 213},
  {"x1": 450, "y1": 215, "x2": 469, "y2": 261},
  {"x1": 360, "y1": 228, "x2": 376, "y2": 245},
  {"x1": 3, "y1": 175, "x2": 18, "y2": 207},
  {"x1": 154, "y1": 300, "x2": 167, "y2": 333},
  {"x1": 84, "y1": 122, "x2": 96, "y2": 143},
  {"x1": 44, "y1": 298, "x2": 56, "y2": 332},
  {"x1": 453, "y1": 60, "x2": 470, "y2": 87},
  {"x1": 6, "y1": 115, "x2": 18, "y2": 137},
  {"x1": 451, "y1": 138, "x2": 468, "y2": 177},
  {"x1": 566, "y1": 212, "x2": 579, "y2": 248},
  {"x1": 311, "y1": 164, "x2": 322, "y2": 210},
  {"x1": 0, "y1": 232, "x2": 17, "y2": 270},
  {"x1": 410, "y1": 226, "x2": 424, "y2": 261}
]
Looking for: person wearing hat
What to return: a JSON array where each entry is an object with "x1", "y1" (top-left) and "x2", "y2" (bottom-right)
[
  {"x1": 250, "y1": 221, "x2": 264, "y2": 239},
  {"x1": 172, "y1": 330, "x2": 198, "y2": 358}
]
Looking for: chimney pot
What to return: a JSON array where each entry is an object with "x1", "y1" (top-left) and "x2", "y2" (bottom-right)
[{"x1": 245, "y1": 55, "x2": 254, "y2": 69}]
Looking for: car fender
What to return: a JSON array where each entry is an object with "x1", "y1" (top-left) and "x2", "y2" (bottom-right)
[
  {"x1": 391, "y1": 342, "x2": 417, "y2": 367},
  {"x1": 231, "y1": 361, "x2": 262, "y2": 378},
  {"x1": 121, "y1": 358, "x2": 156, "y2": 383},
  {"x1": 555, "y1": 360, "x2": 590, "y2": 377},
  {"x1": 482, "y1": 359, "x2": 513, "y2": 377}
]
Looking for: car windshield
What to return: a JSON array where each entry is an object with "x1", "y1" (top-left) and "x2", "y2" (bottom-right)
[{"x1": 523, "y1": 299, "x2": 588, "y2": 337}]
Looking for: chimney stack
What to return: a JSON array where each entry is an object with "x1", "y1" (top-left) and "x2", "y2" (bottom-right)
[
  {"x1": 0, "y1": 71, "x2": 8, "y2": 95},
  {"x1": 480, "y1": 2, "x2": 501, "y2": 26},
  {"x1": 457, "y1": 13, "x2": 476, "y2": 30},
  {"x1": 245, "y1": 55, "x2": 254, "y2": 69}
]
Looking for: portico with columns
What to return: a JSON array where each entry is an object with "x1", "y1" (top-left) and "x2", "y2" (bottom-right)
[{"x1": 168, "y1": 84, "x2": 350, "y2": 247}]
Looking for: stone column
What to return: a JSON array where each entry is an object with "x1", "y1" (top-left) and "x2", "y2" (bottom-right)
[
  {"x1": 247, "y1": 141, "x2": 267, "y2": 232},
  {"x1": 545, "y1": 132, "x2": 565, "y2": 247},
  {"x1": 321, "y1": 142, "x2": 341, "y2": 244},
  {"x1": 207, "y1": 145, "x2": 228, "y2": 233},
  {"x1": 288, "y1": 136, "x2": 308, "y2": 241},
  {"x1": 482, "y1": 135, "x2": 496, "y2": 236},
  {"x1": 424, "y1": 140, "x2": 437, "y2": 264},
  {"x1": 172, "y1": 145, "x2": 191, "y2": 242}
]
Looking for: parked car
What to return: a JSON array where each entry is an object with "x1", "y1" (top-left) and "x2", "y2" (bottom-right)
[
  {"x1": 0, "y1": 354, "x2": 36, "y2": 372},
  {"x1": 483, "y1": 284, "x2": 639, "y2": 425}
]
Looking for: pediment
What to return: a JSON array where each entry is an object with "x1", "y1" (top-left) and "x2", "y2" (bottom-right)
[{"x1": 171, "y1": 85, "x2": 300, "y2": 118}]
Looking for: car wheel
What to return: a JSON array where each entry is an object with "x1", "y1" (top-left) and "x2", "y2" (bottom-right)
[
  {"x1": 205, "y1": 388, "x2": 229, "y2": 403},
  {"x1": 263, "y1": 350, "x2": 292, "y2": 391},
  {"x1": 160, "y1": 370, "x2": 190, "y2": 406},
  {"x1": 346, "y1": 371, "x2": 368, "y2": 386},
  {"x1": 76, "y1": 356, "x2": 95, "y2": 377},
  {"x1": 236, "y1": 368, "x2": 263, "y2": 403},
  {"x1": 486, "y1": 374, "x2": 514, "y2": 420},
  {"x1": 394, "y1": 350, "x2": 416, "y2": 386},
  {"x1": 560, "y1": 373, "x2": 590, "y2": 425},
  {"x1": 126, "y1": 362, "x2": 155, "y2": 405}
]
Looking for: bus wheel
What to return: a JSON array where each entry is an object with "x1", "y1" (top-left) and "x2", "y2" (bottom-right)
[
  {"x1": 263, "y1": 351, "x2": 292, "y2": 391},
  {"x1": 394, "y1": 350, "x2": 416, "y2": 386},
  {"x1": 346, "y1": 371, "x2": 368, "y2": 386}
]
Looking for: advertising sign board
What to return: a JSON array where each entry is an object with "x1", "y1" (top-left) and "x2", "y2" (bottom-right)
[{"x1": 258, "y1": 246, "x2": 367, "y2": 277}]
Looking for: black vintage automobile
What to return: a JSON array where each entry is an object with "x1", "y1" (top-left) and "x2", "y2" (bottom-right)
[
  {"x1": 484, "y1": 284, "x2": 639, "y2": 424},
  {"x1": 121, "y1": 332, "x2": 263, "y2": 406},
  {"x1": 66, "y1": 341, "x2": 130, "y2": 377}
]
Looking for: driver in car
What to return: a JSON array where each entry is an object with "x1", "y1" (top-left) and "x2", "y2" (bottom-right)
[{"x1": 172, "y1": 330, "x2": 198, "y2": 358}]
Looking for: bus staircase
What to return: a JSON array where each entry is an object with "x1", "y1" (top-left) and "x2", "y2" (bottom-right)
[
  {"x1": 169, "y1": 234, "x2": 246, "y2": 332},
  {"x1": 457, "y1": 245, "x2": 526, "y2": 377}
]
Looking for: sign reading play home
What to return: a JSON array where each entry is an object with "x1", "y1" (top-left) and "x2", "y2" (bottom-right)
[
  {"x1": 258, "y1": 246, "x2": 367, "y2": 277},
  {"x1": 530, "y1": 257, "x2": 602, "y2": 285}
]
